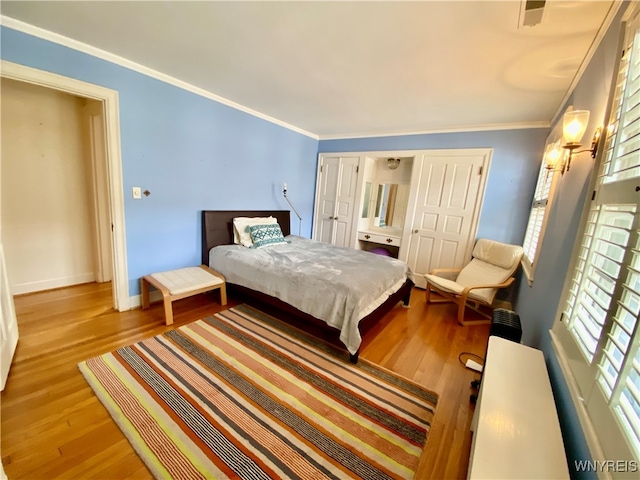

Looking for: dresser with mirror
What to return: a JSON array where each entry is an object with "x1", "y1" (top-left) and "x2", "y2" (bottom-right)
[{"x1": 357, "y1": 157, "x2": 412, "y2": 258}]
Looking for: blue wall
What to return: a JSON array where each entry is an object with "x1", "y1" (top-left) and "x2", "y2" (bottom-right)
[
  {"x1": 511, "y1": 5, "x2": 627, "y2": 477},
  {"x1": 0, "y1": 27, "x2": 319, "y2": 296},
  {"x1": 320, "y1": 129, "x2": 549, "y2": 246}
]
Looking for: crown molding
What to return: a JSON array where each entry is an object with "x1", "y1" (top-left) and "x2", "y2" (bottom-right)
[
  {"x1": 0, "y1": 15, "x2": 559, "y2": 143},
  {"x1": 318, "y1": 121, "x2": 551, "y2": 141},
  {"x1": 550, "y1": 0, "x2": 623, "y2": 126},
  {"x1": 0, "y1": 15, "x2": 319, "y2": 140}
]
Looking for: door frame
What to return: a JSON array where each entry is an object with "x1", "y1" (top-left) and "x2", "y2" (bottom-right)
[
  {"x1": 83, "y1": 100, "x2": 113, "y2": 283},
  {"x1": 1, "y1": 60, "x2": 130, "y2": 311}
]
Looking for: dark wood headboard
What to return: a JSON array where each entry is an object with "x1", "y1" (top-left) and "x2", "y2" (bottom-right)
[{"x1": 201, "y1": 210, "x2": 291, "y2": 265}]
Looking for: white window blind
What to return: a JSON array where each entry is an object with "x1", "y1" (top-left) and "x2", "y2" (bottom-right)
[
  {"x1": 522, "y1": 140, "x2": 559, "y2": 282},
  {"x1": 559, "y1": 12, "x2": 640, "y2": 464}
]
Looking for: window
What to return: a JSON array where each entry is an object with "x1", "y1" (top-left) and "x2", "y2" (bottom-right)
[
  {"x1": 521, "y1": 137, "x2": 560, "y2": 284},
  {"x1": 553, "y1": 8, "x2": 640, "y2": 467}
]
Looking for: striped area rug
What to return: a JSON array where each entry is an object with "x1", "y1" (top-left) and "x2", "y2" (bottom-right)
[{"x1": 79, "y1": 304, "x2": 438, "y2": 479}]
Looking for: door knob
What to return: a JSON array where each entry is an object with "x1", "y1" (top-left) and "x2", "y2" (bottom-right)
[{"x1": 413, "y1": 229, "x2": 419, "y2": 233}]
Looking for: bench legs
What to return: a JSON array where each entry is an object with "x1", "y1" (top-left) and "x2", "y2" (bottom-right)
[
  {"x1": 141, "y1": 271, "x2": 227, "y2": 326},
  {"x1": 141, "y1": 275, "x2": 175, "y2": 325}
]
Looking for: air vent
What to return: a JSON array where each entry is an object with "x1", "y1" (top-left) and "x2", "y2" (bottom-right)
[{"x1": 518, "y1": 0, "x2": 546, "y2": 28}]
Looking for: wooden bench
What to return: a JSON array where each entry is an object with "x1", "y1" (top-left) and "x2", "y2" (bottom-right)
[{"x1": 141, "y1": 265, "x2": 227, "y2": 325}]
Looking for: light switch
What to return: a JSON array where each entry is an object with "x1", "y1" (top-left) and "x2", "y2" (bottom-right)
[{"x1": 132, "y1": 187, "x2": 142, "y2": 199}]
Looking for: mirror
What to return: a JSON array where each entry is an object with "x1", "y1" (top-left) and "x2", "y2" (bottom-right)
[
  {"x1": 361, "y1": 181, "x2": 372, "y2": 218},
  {"x1": 373, "y1": 183, "x2": 407, "y2": 229}
]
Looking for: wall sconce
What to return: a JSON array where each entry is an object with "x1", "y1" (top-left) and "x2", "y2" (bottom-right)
[
  {"x1": 387, "y1": 158, "x2": 401, "y2": 170},
  {"x1": 545, "y1": 140, "x2": 566, "y2": 174},
  {"x1": 560, "y1": 110, "x2": 602, "y2": 173}
]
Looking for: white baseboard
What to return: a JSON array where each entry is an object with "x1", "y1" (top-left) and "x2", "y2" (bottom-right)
[
  {"x1": 129, "y1": 290, "x2": 163, "y2": 309},
  {"x1": 11, "y1": 273, "x2": 95, "y2": 295}
]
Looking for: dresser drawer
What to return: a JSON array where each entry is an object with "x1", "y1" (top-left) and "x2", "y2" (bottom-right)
[{"x1": 358, "y1": 231, "x2": 401, "y2": 246}]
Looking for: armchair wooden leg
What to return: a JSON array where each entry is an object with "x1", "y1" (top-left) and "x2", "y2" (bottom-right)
[
  {"x1": 457, "y1": 302, "x2": 493, "y2": 326},
  {"x1": 457, "y1": 302, "x2": 466, "y2": 326},
  {"x1": 425, "y1": 285, "x2": 432, "y2": 303}
]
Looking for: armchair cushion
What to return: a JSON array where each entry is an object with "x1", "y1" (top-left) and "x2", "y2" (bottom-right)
[
  {"x1": 426, "y1": 239, "x2": 524, "y2": 306},
  {"x1": 426, "y1": 266, "x2": 498, "y2": 304},
  {"x1": 424, "y1": 275, "x2": 464, "y2": 295},
  {"x1": 472, "y1": 239, "x2": 522, "y2": 270},
  {"x1": 455, "y1": 259, "x2": 510, "y2": 304}
]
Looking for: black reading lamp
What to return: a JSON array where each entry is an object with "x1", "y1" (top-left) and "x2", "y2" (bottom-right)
[{"x1": 282, "y1": 183, "x2": 302, "y2": 236}]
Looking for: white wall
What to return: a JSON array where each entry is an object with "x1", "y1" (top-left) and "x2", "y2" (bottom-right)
[{"x1": 1, "y1": 78, "x2": 95, "y2": 294}]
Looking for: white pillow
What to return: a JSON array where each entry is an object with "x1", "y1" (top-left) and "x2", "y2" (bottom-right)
[{"x1": 233, "y1": 216, "x2": 277, "y2": 247}]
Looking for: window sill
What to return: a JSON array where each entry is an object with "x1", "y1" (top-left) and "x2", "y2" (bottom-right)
[{"x1": 549, "y1": 330, "x2": 609, "y2": 478}]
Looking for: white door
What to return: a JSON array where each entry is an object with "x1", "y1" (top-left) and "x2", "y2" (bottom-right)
[
  {"x1": 404, "y1": 151, "x2": 489, "y2": 288},
  {"x1": 313, "y1": 156, "x2": 360, "y2": 247},
  {"x1": 1, "y1": 242, "x2": 19, "y2": 391}
]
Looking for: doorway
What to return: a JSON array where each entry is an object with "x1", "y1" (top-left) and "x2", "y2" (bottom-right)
[
  {"x1": 0, "y1": 61, "x2": 129, "y2": 311},
  {"x1": 1, "y1": 79, "x2": 109, "y2": 294}
]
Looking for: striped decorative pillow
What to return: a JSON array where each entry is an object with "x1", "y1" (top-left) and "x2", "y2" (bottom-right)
[{"x1": 248, "y1": 223, "x2": 288, "y2": 249}]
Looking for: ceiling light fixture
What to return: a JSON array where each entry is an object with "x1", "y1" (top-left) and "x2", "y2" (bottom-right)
[{"x1": 387, "y1": 158, "x2": 401, "y2": 170}]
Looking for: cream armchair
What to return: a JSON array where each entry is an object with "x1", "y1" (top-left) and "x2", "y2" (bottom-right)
[{"x1": 425, "y1": 239, "x2": 524, "y2": 326}]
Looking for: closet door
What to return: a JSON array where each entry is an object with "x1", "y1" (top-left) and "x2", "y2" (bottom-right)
[
  {"x1": 404, "y1": 150, "x2": 490, "y2": 288},
  {"x1": 312, "y1": 156, "x2": 360, "y2": 247}
]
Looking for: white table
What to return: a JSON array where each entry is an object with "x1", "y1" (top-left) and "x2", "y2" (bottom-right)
[{"x1": 468, "y1": 336, "x2": 569, "y2": 479}]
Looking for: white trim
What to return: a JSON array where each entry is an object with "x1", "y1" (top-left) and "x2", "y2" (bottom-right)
[
  {"x1": 318, "y1": 121, "x2": 550, "y2": 141},
  {"x1": 550, "y1": 0, "x2": 624, "y2": 126},
  {"x1": 318, "y1": 147, "x2": 495, "y2": 159},
  {"x1": 0, "y1": 15, "x2": 319, "y2": 140},
  {"x1": 11, "y1": 273, "x2": 96, "y2": 296},
  {"x1": 1, "y1": 60, "x2": 131, "y2": 311},
  {"x1": 1, "y1": 15, "x2": 549, "y2": 141},
  {"x1": 550, "y1": 330, "x2": 611, "y2": 480},
  {"x1": 3, "y1": 10, "x2": 618, "y2": 143},
  {"x1": 83, "y1": 101, "x2": 113, "y2": 283},
  {"x1": 129, "y1": 290, "x2": 163, "y2": 310}
]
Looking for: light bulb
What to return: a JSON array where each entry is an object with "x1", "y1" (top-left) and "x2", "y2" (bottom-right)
[
  {"x1": 563, "y1": 110, "x2": 590, "y2": 145},
  {"x1": 545, "y1": 143, "x2": 561, "y2": 169}
]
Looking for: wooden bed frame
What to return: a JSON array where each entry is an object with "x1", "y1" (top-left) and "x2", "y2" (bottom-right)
[{"x1": 201, "y1": 210, "x2": 414, "y2": 362}]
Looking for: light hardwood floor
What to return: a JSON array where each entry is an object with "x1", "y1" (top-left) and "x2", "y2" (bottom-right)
[{"x1": 1, "y1": 282, "x2": 490, "y2": 479}]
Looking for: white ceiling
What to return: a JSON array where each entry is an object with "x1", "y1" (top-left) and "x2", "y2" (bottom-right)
[{"x1": 0, "y1": 1, "x2": 616, "y2": 139}]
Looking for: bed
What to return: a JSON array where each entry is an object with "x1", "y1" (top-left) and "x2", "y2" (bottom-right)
[{"x1": 201, "y1": 210, "x2": 414, "y2": 362}]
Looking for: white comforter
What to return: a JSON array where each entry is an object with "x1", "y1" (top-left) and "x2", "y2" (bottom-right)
[{"x1": 209, "y1": 236, "x2": 410, "y2": 354}]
